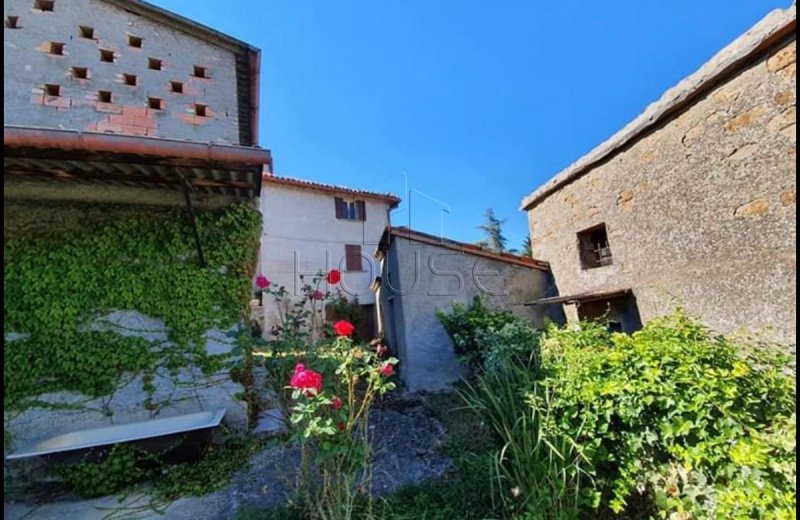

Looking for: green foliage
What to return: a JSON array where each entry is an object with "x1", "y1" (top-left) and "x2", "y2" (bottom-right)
[
  {"x1": 153, "y1": 435, "x2": 269, "y2": 500},
  {"x1": 56, "y1": 434, "x2": 268, "y2": 500},
  {"x1": 521, "y1": 236, "x2": 532, "y2": 257},
  {"x1": 530, "y1": 313, "x2": 796, "y2": 518},
  {"x1": 4, "y1": 203, "x2": 261, "y2": 410},
  {"x1": 436, "y1": 296, "x2": 518, "y2": 369},
  {"x1": 460, "y1": 355, "x2": 589, "y2": 520},
  {"x1": 56, "y1": 444, "x2": 155, "y2": 498},
  {"x1": 477, "y1": 208, "x2": 508, "y2": 253}
]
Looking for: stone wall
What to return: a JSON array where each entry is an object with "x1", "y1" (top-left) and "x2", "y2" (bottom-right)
[
  {"x1": 3, "y1": 0, "x2": 243, "y2": 144},
  {"x1": 526, "y1": 37, "x2": 796, "y2": 344},
  {"x1": 380, "y1": 237, "x2": 563, "y2": 391}
]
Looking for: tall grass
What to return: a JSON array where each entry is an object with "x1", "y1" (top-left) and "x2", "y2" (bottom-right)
[{"x1": 460, "y1": 362, "x2": 593, "y2": 520}]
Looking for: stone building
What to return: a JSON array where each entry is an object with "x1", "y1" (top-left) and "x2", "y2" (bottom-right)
[
  {"x1": 521, "y1": 6, "x2": 796, "y2": 344},
  {"x1": 4, "y1": 0, "x2": 271, "y2": 457},
  {"x1": 255, "y1": 174, "x2": 400, "y2": 339},
  {"x1": 375, "y1": 227, "x2": 562, "y2": 391}
]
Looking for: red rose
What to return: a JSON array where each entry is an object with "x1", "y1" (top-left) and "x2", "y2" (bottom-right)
[
  {"x1": 333, "y1": 320, "x2": 355, "y2": 337},
  {"x1": 380, "y1": 363, "x2": 395, "y2": 377},
  {"x1": 331, "y1": 396, "x2": 343, "y2": 410},
  {"x1": 311, "y1": 290, "x2": 324, "y2": 301},
  {"x1": 337, "y1": 421, "x2": 346, "y2": 432},
  {"x1": 327, "y1": 269, "x2": 341, "y2": 284},
  {"x1": 289, "y1": 363, "x2": 323, "y2": 397},
  {"x1": 255, "y1": 275, "x2": 270, "y2": 289}
]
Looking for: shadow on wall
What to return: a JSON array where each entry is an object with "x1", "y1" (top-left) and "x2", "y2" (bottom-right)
[{"x1": 577, "y1": 292, "x2": 643, "y2": 334}]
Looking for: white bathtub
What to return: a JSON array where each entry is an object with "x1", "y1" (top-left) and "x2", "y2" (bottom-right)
[{"x1": 6, "y1": 408, "x2": 227, "y2": 461}]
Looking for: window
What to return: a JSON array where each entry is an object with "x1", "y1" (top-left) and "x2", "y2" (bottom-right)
[
  {"x1": 49, "y1": 42, "x2": 64, "y2": 55},
  {"x1": 192, "y1": 65, "x2": 207, "y2": 78},
  {"x1": 123, "y1": 74, "x2": 137, "y2": 86},
  {"x1": 335, "y1": 197, "x2": 366, "y2": 221},
  {"x1": 128, "y1": 35, "x2": 143, "y2": 48},
  {"x1": 170, "y1": 81, "x2": 184, "y2": 93},
  {"x1": 34, "y1": 0, "x2": 54, "y2": 12},
  {"x1": 148, "y1": 97, "x2": 163, "y2": 110},
  {"x1": 345, "y1": 244, "x2": 363, "y2": 272},
  {"x1": 194, "y1": 104, "x2": 207, "y2": 117},
  {"x1": 99, "y1": 49, "x2": 114, "y2": 62},
  {"x1": 98, "y1": 90, "x2": 112, "y2": 102},
  {"x1": 577, "y1": 223, "x2": 612, "y2": 269},
  {"x1": 71, "y1": 66, "x2": 88, "y2": 79},
  {"x1": 7, "y1": 16, "x2": 20, "y2": 29},
  {"x1": 79, "y1": 26, "x2": 94, "y2": 39},
  {"x1": 44, "y1": 84, "x2": 60, "y2": 96},
  {"x1": 148, "y1": 58, "x2": 162, "y2": 70}
]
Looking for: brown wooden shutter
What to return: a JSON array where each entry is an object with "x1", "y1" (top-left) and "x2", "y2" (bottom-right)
[
  {"x1": 335, "y1": 197, "x2": 345, "y2": 218},
  {"x1": 356, "y1": 200, "x2": 366, "y2": 221},
  {"x1": 345, "y1": 244, "x2": 363, "y2": 272}
]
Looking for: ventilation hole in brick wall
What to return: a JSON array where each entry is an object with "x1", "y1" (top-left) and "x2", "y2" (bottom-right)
[
  {"x1": 98, "y1": 90, "x2": 112, "y2": 102},
  {"x1": 148, "y1": 97, "x2": 163, "y2": 110},
  {"x1": 34, "y1": 0, "x2": 55, "y2": 12},
  {"x1": 128, "y1": 35, "x2": 142, "y2": 48},
  {"x1": 49, "y1": 42, "x2": 65, "y2": 55},
  {"x1": 99, "y1": 49, "x2": 114, "y2": 62},
  {"x1": 123, "y1": 73, "x2": 137, "y2": 86},
  {"x1": 170, "y1": 81, "x2": 184, "y2": 93},
  {"x1": 45, "y1": 84, "x2": 60, "y2": 96},
  {"x1": 72, "y1": 66, "x2": 88, "y2": 79},
  {"x1": 79, "y1": 25, "x2": 94, "y2": 39},
  {"x1": 148, "y1": 58, "x2": 162, "y2": 71},
  {"x1": 7, "y1": 16, "x2": 20, "y2": 29},
  {"x1": 192, "y1": 66, "x2": 207, "y2": 78},
  {"x1": 194, "y1": 104, "x2": 207, "y2": 117}
]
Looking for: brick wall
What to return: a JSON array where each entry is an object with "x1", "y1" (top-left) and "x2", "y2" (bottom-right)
[{"x1": 3, "y1": 0, "x2": 243, "y2": 144}]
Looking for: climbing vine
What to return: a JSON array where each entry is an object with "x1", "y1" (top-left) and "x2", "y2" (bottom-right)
[{"x1": 3, "y1": 202, "x2": 262, "y2": 410}]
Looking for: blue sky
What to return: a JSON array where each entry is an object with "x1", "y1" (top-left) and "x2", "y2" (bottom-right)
[{"x1": 153, "y1": 0, "x2": 789, "y2": 251}]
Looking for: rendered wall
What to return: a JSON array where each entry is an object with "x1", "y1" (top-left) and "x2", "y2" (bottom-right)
[{"x1": 382, "y1": 237, "x2": 562, "y2": 392}]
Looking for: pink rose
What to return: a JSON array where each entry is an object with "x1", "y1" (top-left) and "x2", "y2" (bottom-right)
[
  {"x1": 331, "y1": 396, "x2": 343, "y2": 410},
  {"x1": 380, "y1": 363, "x2": 394, "y2": 377},
  {"x1": 289, "y1": 363, "x2": 323, "y2": 397},
  {"x1": 311, "y1": 290, "x2": 324, "y2": 301},
  {"x1": 255, "y1": 275, "x2": 270, "y2": 289}
]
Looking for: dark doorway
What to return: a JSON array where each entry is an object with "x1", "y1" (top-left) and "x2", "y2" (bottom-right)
[{"x1": 577, "y1": 293, "x2": 642, "y2": 334}]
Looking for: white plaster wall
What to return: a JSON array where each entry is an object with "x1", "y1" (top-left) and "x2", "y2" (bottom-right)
[{"x1": 258, "y1": 183, "x2": 393, "y2": 331}]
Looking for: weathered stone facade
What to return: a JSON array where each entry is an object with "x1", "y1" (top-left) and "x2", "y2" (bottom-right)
[{"x1": 522, "y1": 7, "x2": 796, "y2": 344}]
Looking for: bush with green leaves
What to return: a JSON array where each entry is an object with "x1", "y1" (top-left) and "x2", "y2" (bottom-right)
[
  {"x1": 436, "y1": 296, "x2": 521, "y2": 369},
  {"x1": 461, "y1": 312, "x2": 795, "y2": 519},
  {"x1": 530, "y1": 313, "x2": 796, "y2": 518}
]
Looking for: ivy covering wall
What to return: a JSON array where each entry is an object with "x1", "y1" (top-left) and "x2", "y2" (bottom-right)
[{"x1": 3, "y1": 202, "x2": 262, "y2": 411}]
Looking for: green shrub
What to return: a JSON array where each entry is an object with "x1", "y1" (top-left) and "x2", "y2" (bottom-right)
[
  {"x1": 530, "y1": 313, "x2": 796, "y2": 518},
  {"x1": 436, "y1": 296, "x2": 523, "y2": 369}
]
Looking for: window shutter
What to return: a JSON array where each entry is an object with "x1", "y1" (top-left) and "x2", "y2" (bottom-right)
[
  {"x1": 335, "y1": 197, "x2": 345, "y2": 219},
  {"x1": 356, "y1": 200, "x2": 366, "y2": 221},
  {"x1": 345, "y1": 244, "x2": 363, "y2": 272}
]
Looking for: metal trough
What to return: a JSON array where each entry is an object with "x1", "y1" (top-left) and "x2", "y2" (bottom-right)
[{"x1": 5, "y1": 409, "x2": 227, "y2": 463}]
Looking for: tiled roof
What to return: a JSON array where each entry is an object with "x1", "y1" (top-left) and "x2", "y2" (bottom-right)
[{"x1": 262, "y1": 174, "x2": 401, "y2": 206}]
